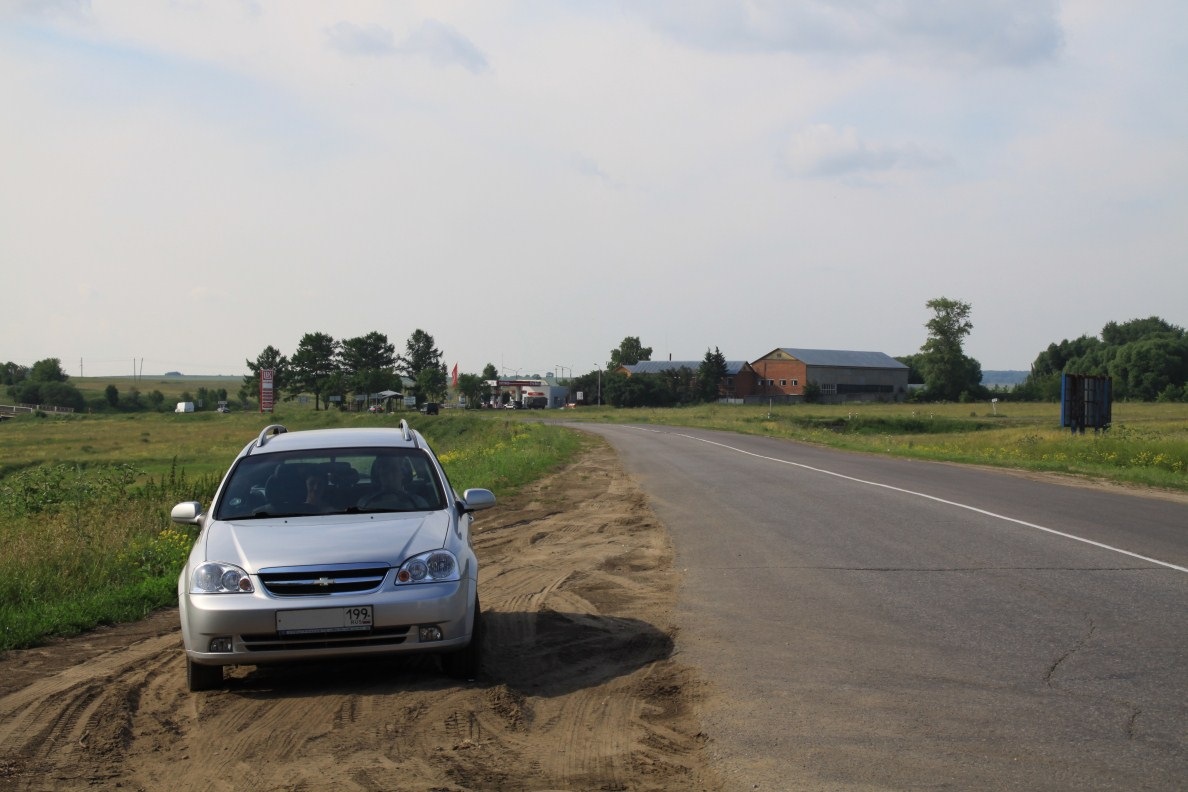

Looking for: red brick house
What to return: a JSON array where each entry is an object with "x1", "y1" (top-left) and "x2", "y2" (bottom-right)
[{"x1": 750, "y1": 348, "x2": 910, "y2": 403}]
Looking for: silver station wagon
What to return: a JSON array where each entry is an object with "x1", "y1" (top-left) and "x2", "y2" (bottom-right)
[{"x1": 170, "y1": 422, "x2": 496, "y2": 691}]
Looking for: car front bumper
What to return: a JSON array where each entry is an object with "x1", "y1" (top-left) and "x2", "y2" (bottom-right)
[{"x1": 181, "y1": 577, "x2": 476, "y2": 666}]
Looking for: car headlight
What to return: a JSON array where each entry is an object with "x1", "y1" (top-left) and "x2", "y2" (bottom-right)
[
  {"x1": 396, "y1": 551, "x2": 459, "y2": 584},
  {"x1": 192, "y1": 562, "x2": 254, "y2": 593}
]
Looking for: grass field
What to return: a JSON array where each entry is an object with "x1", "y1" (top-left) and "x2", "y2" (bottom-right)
[
  {"x1": 70, "y1": 374, "x2": 245, "y2": 404},
  {"x1": 1, "y1": 397, "x2": 1184, "y2": 652},
  {"x1": 0, "y1": 407, "x2": 583, "y2": 651}
]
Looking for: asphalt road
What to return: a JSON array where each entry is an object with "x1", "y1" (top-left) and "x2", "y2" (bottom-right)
[{"x1": 574, "y1": 423, "x2": 1188, "y2": 791}]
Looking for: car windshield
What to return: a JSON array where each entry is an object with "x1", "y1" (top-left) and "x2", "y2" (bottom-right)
[{"x1": 214, "y1": 447, "x2": 447, "y2": 520}]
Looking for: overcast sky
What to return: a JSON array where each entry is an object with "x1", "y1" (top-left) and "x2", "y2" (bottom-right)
[{"x1": 2, "y1": 1, "x2": 1184, "y2": 379}]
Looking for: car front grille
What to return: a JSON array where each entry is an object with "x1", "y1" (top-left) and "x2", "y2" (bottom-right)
[
  {"x1": 240, "y1": 625, "x2": 412, "y2": 652},
  {"x1": 258, "y1": 564, "x2": 390, "y2": 596}
]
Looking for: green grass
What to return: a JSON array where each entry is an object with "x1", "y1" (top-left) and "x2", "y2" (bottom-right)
[
  {"x1": 0, "y1": 409, "x2": 583, "y2": 651},
  {"x1": 69, "y1": 373, "x2": 245, "y2": 404}
]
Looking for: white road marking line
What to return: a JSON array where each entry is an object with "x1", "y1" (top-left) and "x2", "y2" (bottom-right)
[{"x1": 662, "y1": 429, "x2": 1188, "y2": 575}]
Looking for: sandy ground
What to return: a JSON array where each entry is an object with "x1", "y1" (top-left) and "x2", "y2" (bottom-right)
[{"x1": 0, "y1": 437, "x2": 723, "y2": 791}]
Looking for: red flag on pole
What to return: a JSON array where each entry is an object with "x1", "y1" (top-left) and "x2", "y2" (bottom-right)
[{"x1": 451, "y1": 363, "x2": 458, "y2": 387}]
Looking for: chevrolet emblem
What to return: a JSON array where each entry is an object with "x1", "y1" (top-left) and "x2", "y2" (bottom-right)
[{"x1": 314, "y1": 577, "x2": 335, "y2": 587}]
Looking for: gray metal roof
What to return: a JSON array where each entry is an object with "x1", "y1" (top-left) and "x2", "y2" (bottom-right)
[
  {"x1": 778, "y1": 349, "x2": 908, "y2": 369},
  {"x1": 623, "y1": 360, "x2": 751, "y2": 375}
]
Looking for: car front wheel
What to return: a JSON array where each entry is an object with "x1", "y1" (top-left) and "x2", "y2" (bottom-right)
[
  {"x1": 442, "y1": 596, "x2": 483, "y2": 682},
  {"x1": 187, "y1": 657, "x2": 224, "y2": 692}
]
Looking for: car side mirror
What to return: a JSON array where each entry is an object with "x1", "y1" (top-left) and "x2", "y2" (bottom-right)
[
  {"x1": 458, "y1": 488, "x2": 496, "y2": 513},
  {"x1": 171, "y1": 501, "x2": 204, "y2": 525}
]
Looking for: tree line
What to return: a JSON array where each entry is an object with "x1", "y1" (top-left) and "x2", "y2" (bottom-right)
[
  {"x1": 2, "y1": 359, "x2": 88, "y2": 412},
  {"x1": 245, "y1": 328, "x2": 456, "y2": 410},
  {"x1": 0, "y1": 358, "x2": 232, "y2": 414},
  {"x1": 1014, "y1": 316, "x2": 1187, "y2": 402},
  {"x1": 5, "y1": 309, "x2": 1185, "y2": 413}
]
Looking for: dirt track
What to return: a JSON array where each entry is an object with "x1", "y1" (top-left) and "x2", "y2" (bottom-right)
[{"x1": 0, "y1": 438, "x2": 723, "y2": 791}]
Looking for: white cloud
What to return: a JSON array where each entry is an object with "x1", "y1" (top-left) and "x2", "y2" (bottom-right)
[
  {"x1": 569, "y1": 152, "x2": 612, "y2": 183},
  {"x1": 636, "y1": 0, "x2": 1063, "y2": 68},
  {"x1": 400, "y1": 19, "x2": 489, "y2": 73},
  {"x1": 324, "y1": 17, "x2": 488, "y2": 73},
  {"x1": 782, "y1": 124, "x2": 950, "y2": 178},
  {"x1": 4, "y1": 0, "x2": 91, "y2": 23},
  {"x1": 324, "y1": 21, "x2": 395, "y2": 56}
]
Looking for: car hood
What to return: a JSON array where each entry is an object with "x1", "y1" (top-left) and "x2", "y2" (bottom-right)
[{"x1": 200, "y1": 511, "x2": 451, "y2": 571}]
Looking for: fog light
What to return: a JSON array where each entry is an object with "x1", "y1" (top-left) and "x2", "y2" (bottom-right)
[
  {"x1": 208, "y1": 637, "x2": 233, "y2": 653},
  {"x1": 418, "y1": 626, "x2": 443, "y2": 643}
]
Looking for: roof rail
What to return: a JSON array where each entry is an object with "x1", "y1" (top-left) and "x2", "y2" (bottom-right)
[
  {"x1": 398, "y1": 419, "x2": 414, "y2": 444},
  {"x1": 256, "y1": 424, "x2": 288, "y2": 448}
]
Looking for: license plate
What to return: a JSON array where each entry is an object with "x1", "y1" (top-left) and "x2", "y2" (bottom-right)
[{"x1": 276, "y1": 606, "x2": 373, "y2": 635}]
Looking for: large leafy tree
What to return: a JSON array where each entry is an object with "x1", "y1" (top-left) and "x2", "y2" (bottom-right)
[
  {"x1": 480, "y1": 363, "x2": 499, "y2": 405},
  {"x1": 697, "y1": 347, "x2": 729, "y2": 402},
  {"x1": 13, "y1": 380, "x2": 85, "y2": 411},
  {"x1": 603, "y1": 367, "x2": 695, "y2": 407},
  {"x1": 1101, "y1": 316, "x2": 1183, "y2": 346},
  {"x1": 456, "y1": 373, "x2": 485, "y2": 407},
  {"x1": 289, "y1": 331, "x2": 341, "y2": 410},
  {"x1": 415, "y1": 366, "x2": 448, "y2": 404},
  {"x1": 1019, "y1": 335, "x2": 1102, "y2": 400},
  {"x1": 338, "y1": 332, "x2": 397, "y2": 398},
  {"x1": 917, "y1": 297, "x2": 983, "y2": 401},
  {"x1": 571, "y1": 369, "x2": 604, "y2": 405},
  {"x1": 399, "y1": 329, "x2": 446, "y2": 404},
  {"x1": 29, "y1": 358, "x2": 69, "y2": 382},
  {"x1": 607, "y1": 336, "x2": 652, "y2": 370},
  {"x1": 243, "y1": 346, "x2": 289, "y2": 402},
  {"x1": 1106, "y1": 337, "x2": 1188, "y2": 401},
  {"x1": 893, "y1": 353, "x2": 926, "y2": 385},
  {"x1": 661, "y1": 366, "x2": 698, "y2": 405},
  {"x1": 399, "y1": 329, "x2": 444, "y2": 377},
  {"x1": 6, "y1": 357, "x2": 82, "y2": 410},
  {"x1": 2, "y1": 362, "x2": 28, "y2": 386},
  {"x1": 603, "y1": 370, "x2": 648, "y2": 407}
]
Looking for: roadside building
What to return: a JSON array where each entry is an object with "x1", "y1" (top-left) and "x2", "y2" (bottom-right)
[
  {"x1": 486, "y1": 378, "x2": 569, "y2": 408},
  {"x1": 750, "y1": 348, "x2": 910, "y2": 403}
]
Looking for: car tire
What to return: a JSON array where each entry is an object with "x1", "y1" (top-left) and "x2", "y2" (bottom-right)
[
  {"x1": 187, "y1": 658, "x2": 224, "y2": 692},
  {"x1": 442, "y1": 596, "x2": 482, "y2": 682}
]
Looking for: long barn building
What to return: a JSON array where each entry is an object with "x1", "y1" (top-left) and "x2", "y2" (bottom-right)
[{"x1": 750, "y1": 348, "x2": 910, "y2": 403}]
